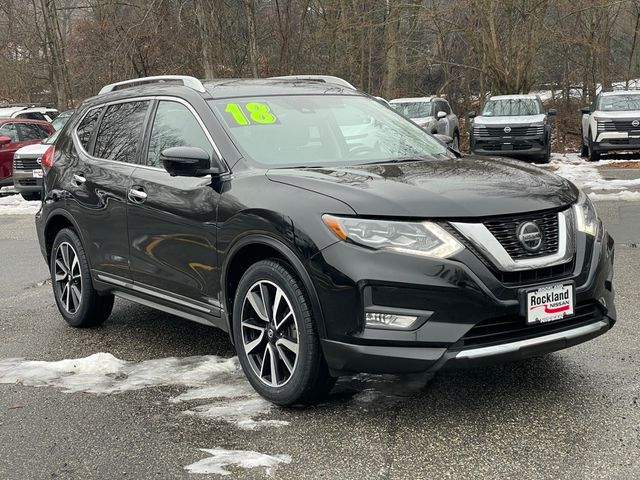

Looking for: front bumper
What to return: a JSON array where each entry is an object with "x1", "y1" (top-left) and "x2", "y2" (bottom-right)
[
  {"x1": 308, "y1": 227, "x2": 615, "y2": 376},
  {"x1": 593, "y1": 132, "x2": 640, "y2": 152},
  {"x1": 322, "y1": 319, "x2": 610, "y2": 373},
  {"x1": 471, "y1": 134, "x2": 547, "y2": 157},
  {"x1": 12, "y1": 169, "x2": 43, "y2": 193}
]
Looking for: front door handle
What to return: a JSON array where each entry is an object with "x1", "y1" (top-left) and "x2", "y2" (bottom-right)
[
  {"x1": 72, "y1": 173, "x2": 86, "y2": 186},
  {"x1": 128, "y1": 186, "x2": 147, "y2": 203}
]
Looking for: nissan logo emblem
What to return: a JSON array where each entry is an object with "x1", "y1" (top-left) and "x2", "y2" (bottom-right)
[
  {"x1": 517, "y1": 221, "x2": 543, "y2": 252},
  {"x1": 504, "y1": 126, "x2": 511, "y2": 133},
  {"x1": 633, "y1": 120, "x2": 639, "y2": 128}
]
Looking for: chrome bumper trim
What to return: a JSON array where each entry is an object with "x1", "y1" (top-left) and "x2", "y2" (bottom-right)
[{"x1": 455, "y1": 320, "x2": 608, "y2": 360}]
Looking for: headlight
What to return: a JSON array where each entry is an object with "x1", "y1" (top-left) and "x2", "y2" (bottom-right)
[
  {"x1": 573, "y1": 189, "x2": 599, "y2": 237},
  {"x1": 322, "y1": 215, "x2": 464, "y2": 258}
]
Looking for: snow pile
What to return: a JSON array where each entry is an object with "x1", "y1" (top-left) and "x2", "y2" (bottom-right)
[
  {"x1": 0, "y1": 193, "x2": 40, "y2": 215},
  {"x1": 0, "y1": 353, "x2": 282, "y2": 429},
  {"x1": 185, "y1": 448, "x2": 291, "y2": 476},
  {"x1": 536, "y1": 153, "x2": 640, "y2": 201}
]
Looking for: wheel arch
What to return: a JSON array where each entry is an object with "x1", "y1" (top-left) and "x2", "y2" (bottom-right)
[
  {"x1": 222, "y1": 234, "x2": 326, "y2": 344},
  {"x1": 43, "y1": 210, "x2": 88, "y2": 265}
]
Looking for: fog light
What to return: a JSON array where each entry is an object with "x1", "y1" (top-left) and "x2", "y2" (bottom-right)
[{"x1": 365, "y1": 312, "x2": 419, "y2": 330}]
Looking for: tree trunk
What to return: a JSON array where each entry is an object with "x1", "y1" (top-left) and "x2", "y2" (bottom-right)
[
  {"x1": 194, "y1": 0, "x2": 216, "y2": 78},
  {"x1": 244, "y1": 0, "x2": 259, "y2": 77}
]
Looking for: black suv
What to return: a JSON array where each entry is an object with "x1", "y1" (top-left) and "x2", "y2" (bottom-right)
[{"x1": 37, "y1": 76, "x2": 615, "y2": 406}]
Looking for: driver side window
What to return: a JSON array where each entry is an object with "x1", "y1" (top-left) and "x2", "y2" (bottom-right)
[{"x1": 146, "y1": 101, "x2": 214, "y2": 168}]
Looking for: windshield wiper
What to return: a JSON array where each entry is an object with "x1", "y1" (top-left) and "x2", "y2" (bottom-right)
[{"x1": 358, "y1": 155, "x2": 436, "y2": 165}]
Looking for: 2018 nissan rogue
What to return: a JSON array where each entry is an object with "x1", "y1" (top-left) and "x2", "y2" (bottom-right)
[{"x1": 36, "y1": 76, "x2": 616, "y2": 406}]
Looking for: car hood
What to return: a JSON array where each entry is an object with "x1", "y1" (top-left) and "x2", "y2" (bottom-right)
[
  {"x1": 15, "y1": 142, "x2": 47, "y2": 157},
  {"x1": 410, "y1": 116, "x2": 435, "y2": 125},
  {"x1": 474, "y1": 114, "x2": 546, "y2": 125},
  {"x1": 266, "y1": 156, "x2": 577, "y2": 218},
  {"x1": 593, "y1": 110, "x2": 640, "y2": 119}
]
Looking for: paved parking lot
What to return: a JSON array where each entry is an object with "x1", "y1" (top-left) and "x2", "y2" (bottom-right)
[{"x1": 1, "y1": 158, "x2": 639, "y2": 479}]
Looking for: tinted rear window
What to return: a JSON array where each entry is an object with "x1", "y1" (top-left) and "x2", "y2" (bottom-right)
[
  {"x1": 76, "y1": 108, "x2": 102, "y2": 152},
  {"x1": 94, "y1": 101, "x2": 149, "y2": 163}
]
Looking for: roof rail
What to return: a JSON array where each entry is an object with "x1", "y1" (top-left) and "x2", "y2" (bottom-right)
[
  {"x1": 269, "y1": 75, "x2": 356, "y2": 90},
  {"x1": 99, "y1": 75, "x2": 206, "y2": 95}
]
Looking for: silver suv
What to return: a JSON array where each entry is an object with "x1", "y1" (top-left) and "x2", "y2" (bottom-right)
[
  {"x1": 469, "y1": 95, "x2": 555, "y2": 163},
  {"x1": 389, "y1": 97, "x2": 460, "y2": 149},
  {"x1": 581, "y1": 91, "x2": 640, "y2": 161}
]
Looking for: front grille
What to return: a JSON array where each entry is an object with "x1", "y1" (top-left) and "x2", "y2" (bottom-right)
[
  {"x1": 474, "y1": 125, "x2": 544, "y2": 137},
  {"x1": 442, "y1": 223, "x2": 575, "y2": 286},
  {"x1": 484, "y1": 210, "x2": 559, "y2": 259},
  {"x1": 17, "y1": 179, "x2": 38, "y2": 186},
  {"x1": 597, "y1": 119, "x2": 640, "y2": 132},
  {"x1": 13, "y1": 158, "x2": 40, "y2": 170},
  {"x1": 459, "y1": 302, "x2": 603, "y2": 348}
]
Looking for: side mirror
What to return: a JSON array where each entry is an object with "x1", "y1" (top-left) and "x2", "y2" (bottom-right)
[
  {"x1": 160, "y1": 147, "x2": 220, "y2": 177},
  {"x1": 547, "y1": 109, "x2": 557, "y2": 116},
  {"x1": 433, "y1": 133, "x2": 454, "y2": 145},
  {"x1": 0, "y1": 135, "x2": 12, "y2": 146},
  {"x1": 581, "y1": 106, "x2": 591, "y2": 114},
  {"x1": 436, "y1": 111, "x2": 447, "y2": 120},
  {"x1": 468, "y1": 111, "x2": 477, "y2": 119}
]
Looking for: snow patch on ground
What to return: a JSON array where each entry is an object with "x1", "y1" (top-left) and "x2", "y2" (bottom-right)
[
  {"x1": 0, "y1": 353, "x2": 284, "y2": 429},
  {"x1": 588, "y1": 190, "x2": 640, "y2": 202},
  {"x1": 184, "y1": 448, "x2": 291, "y2": 476},
  {"x1": 536, "y1": 153, "x2": 640, "y2": 201},
  {"x1": 0, "y1": 193, "x2": 40, "y2": 215}
]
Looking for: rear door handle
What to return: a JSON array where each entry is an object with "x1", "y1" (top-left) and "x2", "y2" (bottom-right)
[
  {"x1": 128, "y1": 186, "x2": 147, "y2": 203},
  {"x1": 72, "y1": 173, "x2": 86, "y2": 185}
]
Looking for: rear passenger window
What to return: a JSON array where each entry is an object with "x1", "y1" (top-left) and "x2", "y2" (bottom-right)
[
  {"x1": 16, "y1": 112, "x2": 46, "y2": 122},
  {"x1": 0, "y1": 123, "x2": 18, "y2": 142},
  {"x1": 94, "y1": 101, "x2": 149, "y2": 163},
  {"x1": 146, "y1": 101, "x2": 213, "y2": 168},
  {"x1": 76, "y1": 108, "x2": 102, "y2": 152},
  {"x1": 17, "y1": 123, "x2": 50, "y2": 141}
]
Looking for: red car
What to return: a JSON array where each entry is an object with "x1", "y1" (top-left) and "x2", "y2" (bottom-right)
[{"x1": 0, "y1": 118, "x2": 54, "y2": 188}]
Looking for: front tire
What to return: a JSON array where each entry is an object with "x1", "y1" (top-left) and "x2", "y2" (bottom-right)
[
  {"x1": 588, "y1": 132, "x2": 601, "y2": 162},
  {"x1": 50, "y1": 228, "x2": 114, "y2": 328},
  {"x1": 233, "y1": 259, "x2": 335, "y2": 406},
  {"x1": 580, "y1": 136, "x2": 589, "y2": 157}
]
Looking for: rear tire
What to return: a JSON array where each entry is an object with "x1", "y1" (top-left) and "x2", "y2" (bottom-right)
[
  {"x1": 50, "y1": 228, "x2": 114, "y2": 328},
  {"x1": 233, "y1": 259, "x2": 336, "y2": 406},
  {"x1": 21, "y1": 192, "x2": 41, "y2": 201}
]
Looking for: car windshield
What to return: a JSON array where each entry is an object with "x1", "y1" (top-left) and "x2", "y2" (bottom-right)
[
  {"x1": 51, "y1": 112, "x2": 72, "y2": 131},
  {"x1": 390, "y1": 101, "x2": 433, "y2": 118},
  {"x1": 211, "y1": 95, "x2": 450, "y2": 167},
  {"x1": 598, "y1": 94, "x2": 640, "y2": 111},
  {"x1": 481, "y1": 98, "x2": 542, "y2": 116}
]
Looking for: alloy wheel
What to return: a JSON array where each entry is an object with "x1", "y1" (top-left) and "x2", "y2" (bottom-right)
[
  {"x1": 54, "y1": 242, "x2": 82, "y2": 314},
  {"x1": 240, "y1": 280, "x2": 299, "y2": 387}
]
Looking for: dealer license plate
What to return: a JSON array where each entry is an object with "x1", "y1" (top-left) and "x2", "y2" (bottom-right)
[
  {"x1": 32, "y1": 169, "x2": 43, "y2": 178},
  {"x1": 526, "y1": 283, "x2": 574, "y2": 325}
]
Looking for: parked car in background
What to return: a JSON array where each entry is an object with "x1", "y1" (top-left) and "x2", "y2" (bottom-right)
[
  {"x1": 468, "y1": 95, "x2": 556, "y2": 163},
  {"x1": 389, "y1": 96, "x2": 460, "y2": 149},
  {"x1": 0, "y1": 106, "x2": 59, "y2": 123},
  {"x1": 581, "y1": 90, "x2": 640, "y2": 161},
  {"x1": 13, "y1": 110, "x2": 74, "y2": 200},
  {"x1": 0, "y1": 119, "x2": 54, "y2": 188}
]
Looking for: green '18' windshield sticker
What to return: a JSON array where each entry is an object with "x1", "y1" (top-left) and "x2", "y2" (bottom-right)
[{"x1": 224, "y1": 102, "x2": 279, "y2": 127}]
